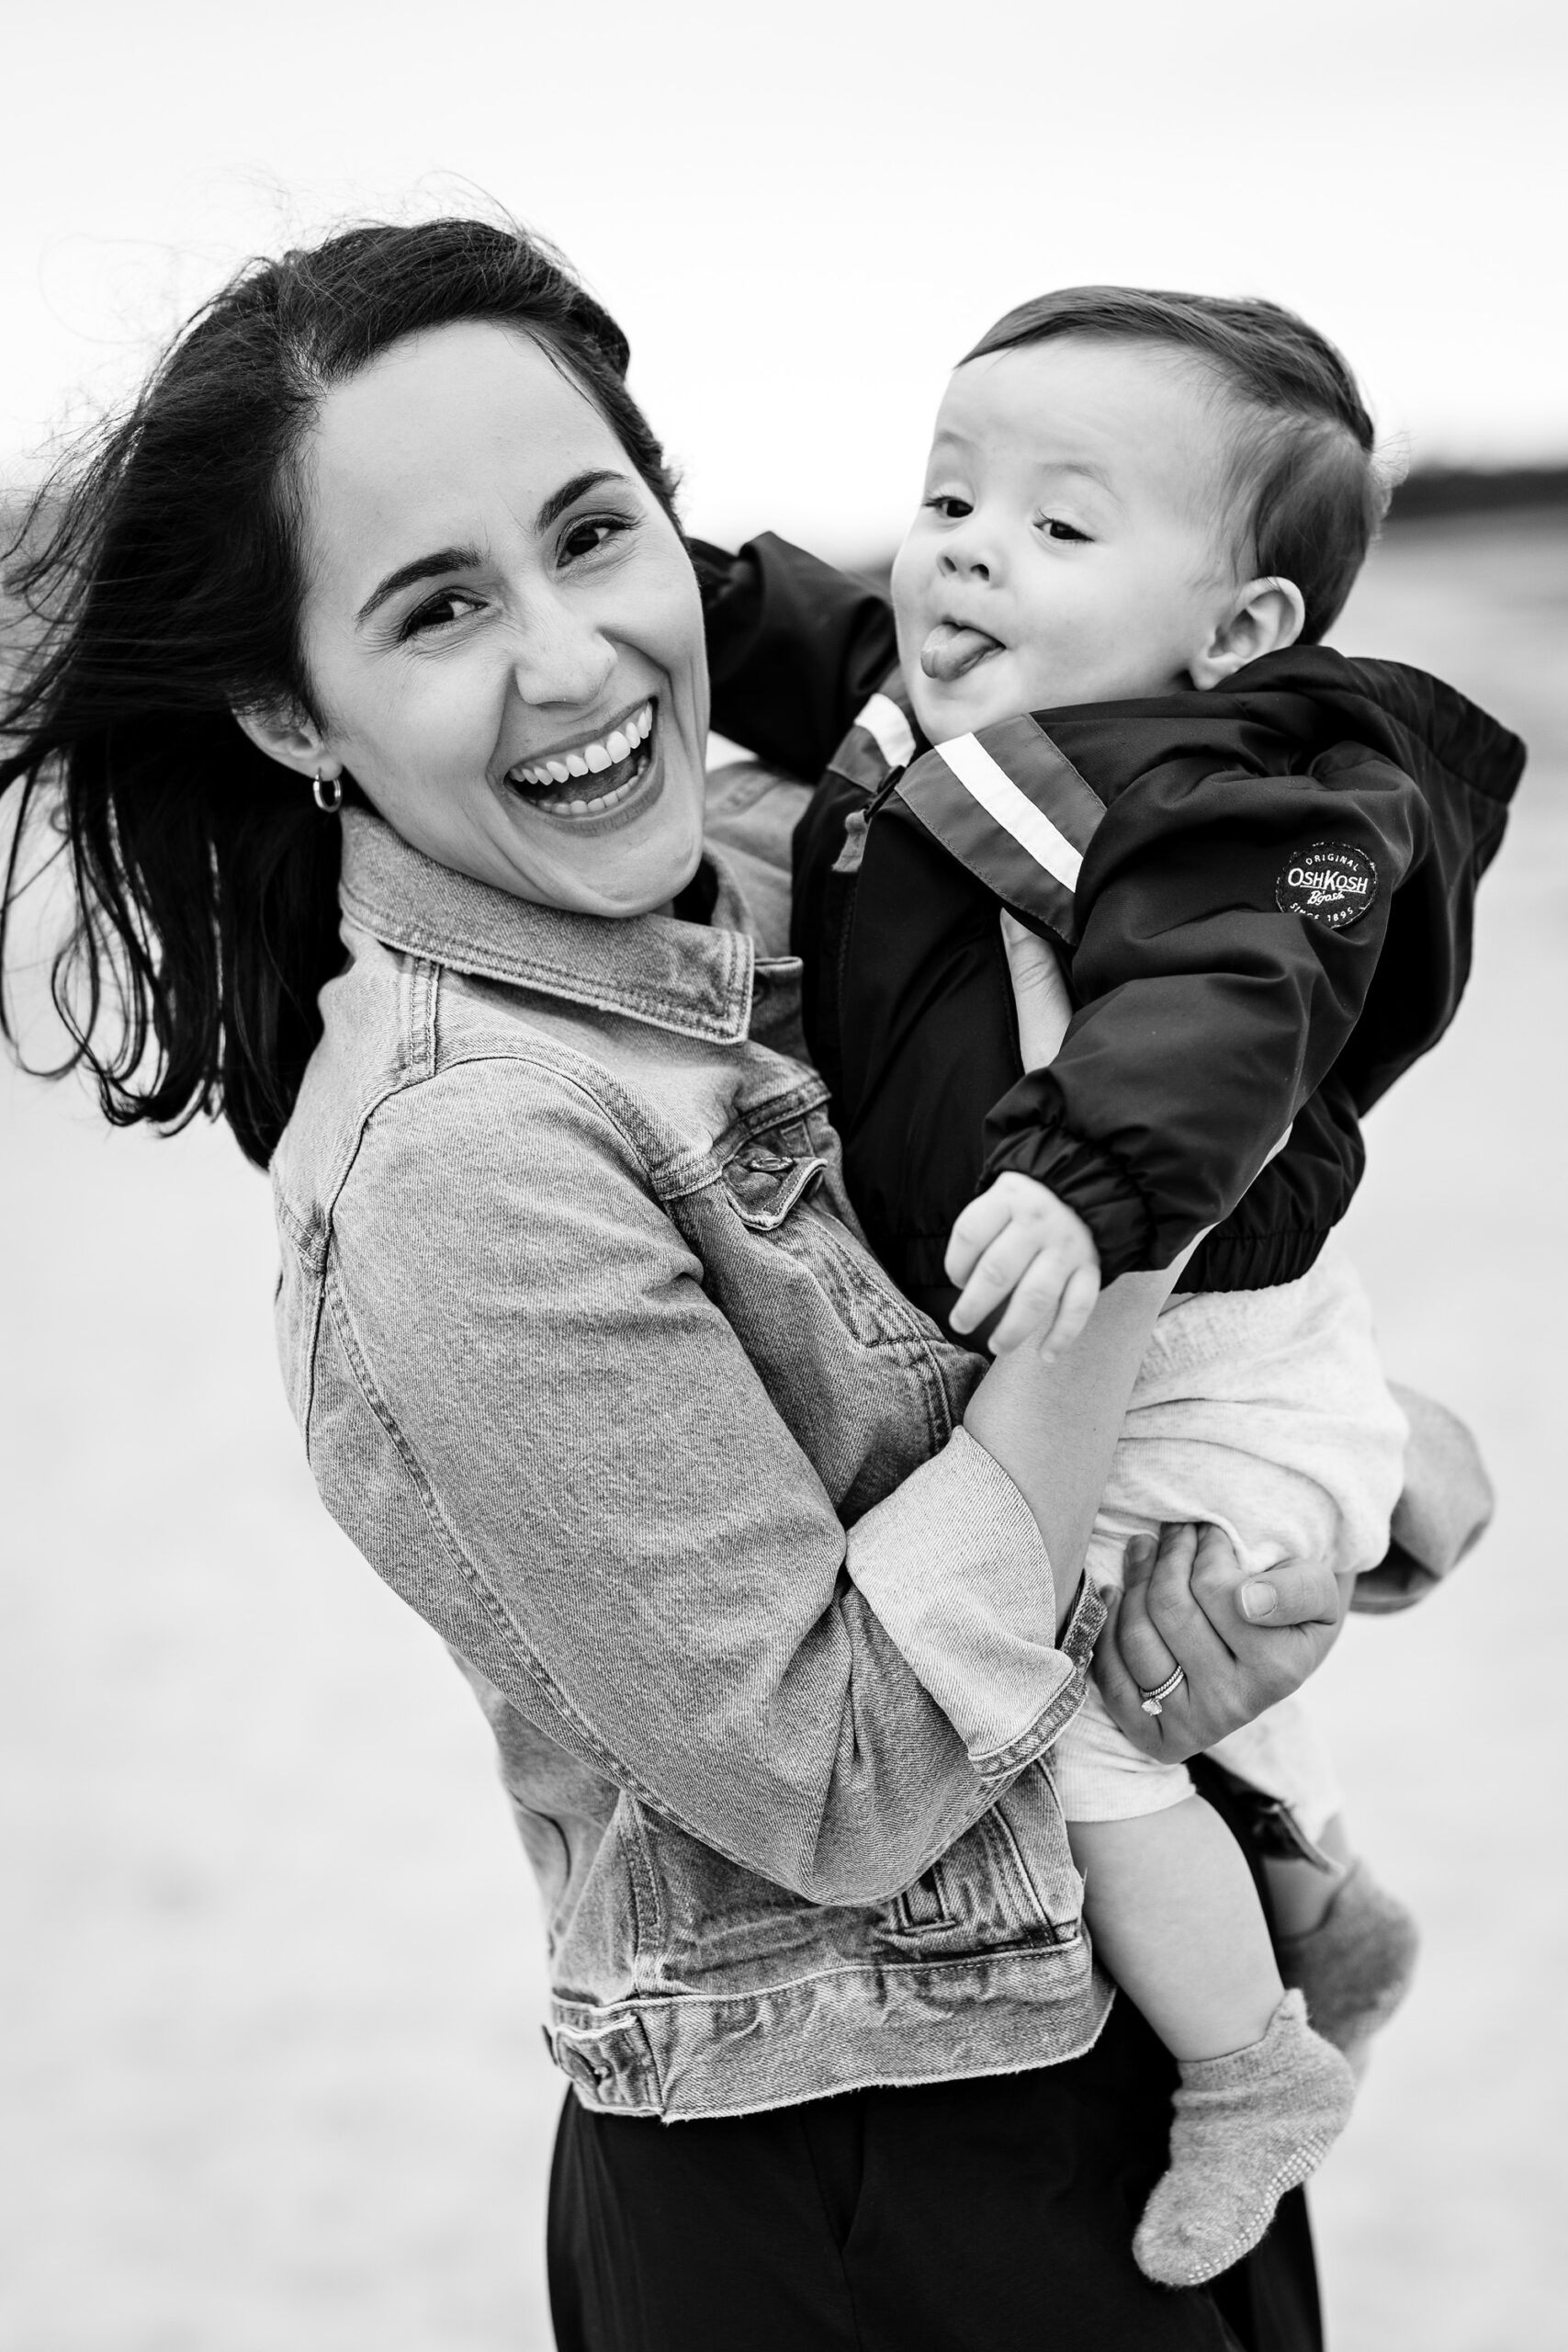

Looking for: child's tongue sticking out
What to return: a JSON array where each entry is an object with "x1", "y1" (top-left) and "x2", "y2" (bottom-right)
[{"x1": 921, "y1": 621, "x2": 1001, "y2": 682}]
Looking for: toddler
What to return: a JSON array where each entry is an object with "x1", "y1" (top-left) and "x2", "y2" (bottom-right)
[{"x1": 711, "y1": 288, "x2": 1523, "y2": 2285}]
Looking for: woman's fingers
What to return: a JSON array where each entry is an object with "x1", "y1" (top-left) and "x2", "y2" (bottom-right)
[
  {"x1": 1091, "y1": 1589, "x2": 1164, "y2": 1753},
  {"x1": 1232, "y1": 1556, "x2": 1346, "y2": 1630},
  {"x1": 1094, "y1": 1523, "x2": 1269, "y2": 1760},
  {"x1": 1094, "y1": 1524, "x2": 1353, "y2": 1756},
  {"x1": 1125, "y1": 1521, "x2": 1235, "y2": 1688}
]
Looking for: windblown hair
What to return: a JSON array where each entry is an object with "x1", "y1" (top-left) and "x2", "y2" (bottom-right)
[
  {"x1": 963, "y1": 286, "x2": 1387, "y2": 643},
  {"x1": 0, "y1": 216, "x2": 680, "y2": 1168}
]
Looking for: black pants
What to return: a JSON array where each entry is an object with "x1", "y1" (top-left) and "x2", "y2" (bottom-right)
[{"x1": 547, "y1": 1991, "x2": 1320, "y2": 2352}]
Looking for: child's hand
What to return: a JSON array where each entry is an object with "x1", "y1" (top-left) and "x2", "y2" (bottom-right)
[{"x1": 944, "y1": 1173, "x2": 1101, "y2": 1357}]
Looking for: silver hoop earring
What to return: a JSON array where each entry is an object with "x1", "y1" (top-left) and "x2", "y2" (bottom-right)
[{"x1": 312, "y1": 768, "x2": 344, "y2": 815}]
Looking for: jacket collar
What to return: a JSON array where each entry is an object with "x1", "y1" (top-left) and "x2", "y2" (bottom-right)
[{"x1": 337, "y1": 808, "x2": 758, "y2": 1045}]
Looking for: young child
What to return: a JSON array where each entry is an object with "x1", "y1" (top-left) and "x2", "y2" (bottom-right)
[{"x1": 698, "y1": 287, "x2": 1523, "y2": 2286}]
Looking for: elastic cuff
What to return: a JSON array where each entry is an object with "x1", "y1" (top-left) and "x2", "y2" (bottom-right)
[{"x1": 982, "y1": 1119, "x2": 1157, "y2": 1283}]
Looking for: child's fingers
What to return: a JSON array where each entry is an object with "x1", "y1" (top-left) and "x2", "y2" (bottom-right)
[
  {"x1": 1032, "y1": 1261, "x2": 1101, "y2": 1360},
  {"x1": 944, "y1": 1188, "x2": 1017, "y2": 1286},
  {"x1": 949, "y1": 1229, "x2": 1046, "y2": 1336},
  {"x1": 985, "y1": 1249, "x2": 1070, "y2": 1353}
]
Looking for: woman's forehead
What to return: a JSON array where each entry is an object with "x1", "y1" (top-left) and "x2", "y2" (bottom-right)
[{"x1": 304, "y1": 322, "x2": 621, "y2": 560}]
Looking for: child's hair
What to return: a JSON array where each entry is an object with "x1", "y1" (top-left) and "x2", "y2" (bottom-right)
[
  {"x1": 963, "y1": 286, "x2": 1385, "y2": 643},
  {"x1": 0, "y1": 216, "x2": 679, "y2": 1169}
]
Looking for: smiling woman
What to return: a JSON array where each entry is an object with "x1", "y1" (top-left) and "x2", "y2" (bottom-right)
[
  {"x1": 240, "y1": 326, "x2": 710, "y2": 916},
  {"x1": 0, "y1": 215, "x2": 1347, "y2": 2352}
]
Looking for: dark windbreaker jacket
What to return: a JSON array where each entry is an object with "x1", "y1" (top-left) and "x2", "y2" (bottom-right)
[{"x1": 698, "y1": 535, "x2": 1526, "y2": 1327}]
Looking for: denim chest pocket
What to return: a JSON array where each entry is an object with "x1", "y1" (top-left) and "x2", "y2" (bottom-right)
[
  {"x1": 720, "y1": 1145, "x2": 829, "y2": 1229},
  {"x1": 714, "y1": 1136, "x2": 942, "y2": 1366}
]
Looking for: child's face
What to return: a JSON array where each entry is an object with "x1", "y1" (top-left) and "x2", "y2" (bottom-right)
[{"x1": 891, "y1": 335, "x2": 1242, "y2": 742}]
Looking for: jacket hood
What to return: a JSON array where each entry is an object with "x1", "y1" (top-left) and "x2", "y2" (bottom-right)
[{"x1": 1222, "y1": 645, "x2": 1527, "y2": 813}]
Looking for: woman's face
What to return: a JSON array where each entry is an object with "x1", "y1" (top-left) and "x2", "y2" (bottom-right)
[{"x1": 288, "y1": 322, "x2": 708, "y2": 916}]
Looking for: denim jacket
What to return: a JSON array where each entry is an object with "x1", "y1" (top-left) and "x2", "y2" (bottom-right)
[{"x1": 270, "y1": 771, "x2": 1109, "y2": 2120}]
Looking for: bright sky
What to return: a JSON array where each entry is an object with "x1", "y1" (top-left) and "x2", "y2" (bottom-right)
[{"x1": 3, "y1": 0, "x2": 1563, "y2": 558}]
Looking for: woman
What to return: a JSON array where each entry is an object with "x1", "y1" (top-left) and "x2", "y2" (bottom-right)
[{"x1": 1, "y1": 218, "x2": 1351, "y2": 2350}]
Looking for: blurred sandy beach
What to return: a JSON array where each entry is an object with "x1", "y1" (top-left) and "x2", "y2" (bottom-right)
[{"x1": 2, "y1": 512, "x2": 1564, "y2": 2349}]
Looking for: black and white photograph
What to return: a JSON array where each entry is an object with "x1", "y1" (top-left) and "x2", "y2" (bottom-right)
[{"x1": 2, "y1": 3, "x2": 1563, "y2": 2345}]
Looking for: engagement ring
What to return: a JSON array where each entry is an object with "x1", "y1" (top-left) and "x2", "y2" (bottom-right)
[{"x1": 1137, "y1": 1667, "x2": 1186, "y2": 1716}]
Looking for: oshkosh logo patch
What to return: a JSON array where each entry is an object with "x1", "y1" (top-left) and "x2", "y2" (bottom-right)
[{"x1": 1276, "y1": 841, "x2": 1378, "y2": 929}]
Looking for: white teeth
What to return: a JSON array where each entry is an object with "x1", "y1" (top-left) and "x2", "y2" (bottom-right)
[{"x1": 509, "y1": 702, "x2": 656, "y2": 800}]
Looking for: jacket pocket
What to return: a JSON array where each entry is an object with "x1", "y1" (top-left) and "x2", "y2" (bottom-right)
[
  {"x1": 880, "y1": 1779, "x2": 1084, "y2": 1956},
  {"x1": 721, "y1": 1145, "x2": 829, "y2": 1229}
]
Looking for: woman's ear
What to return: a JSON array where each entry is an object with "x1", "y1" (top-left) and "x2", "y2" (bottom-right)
[
  {"x1": 233, "y1": 702, "x2": 335, "y2": 781},
  {"x1": 1190, "y1": 578, "x2": 1307, "y2": 690}
]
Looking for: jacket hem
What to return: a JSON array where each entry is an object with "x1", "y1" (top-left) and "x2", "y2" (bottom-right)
[{"x1": 547, "y1": 1950, "x2": 1114, "y2": 2120}]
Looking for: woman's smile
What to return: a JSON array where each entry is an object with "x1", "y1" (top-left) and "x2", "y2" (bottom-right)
[{"x1": 503, "y1": 695, "x2": 660, "y2": 827}]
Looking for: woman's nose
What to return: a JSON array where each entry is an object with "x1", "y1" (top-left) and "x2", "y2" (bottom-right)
[{"x1": 508, "y1": 594, "x2": 616, "y2": 707}]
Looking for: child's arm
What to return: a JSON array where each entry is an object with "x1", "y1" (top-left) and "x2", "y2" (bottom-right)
[
  {"x1": 693, "y1": 535, "x2": 897, "y2": 781},
  {"x1": 895, "y1": 740, "x2": 1428, "y2": 1283}
]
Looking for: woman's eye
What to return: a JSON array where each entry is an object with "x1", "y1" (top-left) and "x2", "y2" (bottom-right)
[
  {"x1": 400, "y1": 589, "x2": 483, "y2": 639},
  {"x1": 923, "y1": 495, "x2": 972, "y2": 520},
  {"x1": 1042, "y1": 517, "x2": 1089, "y2": 544},
  {"x1": 558, "y1": 513, "x2": 637, "y2": 564}
]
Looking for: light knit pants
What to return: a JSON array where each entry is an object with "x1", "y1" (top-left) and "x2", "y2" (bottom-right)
[{"x1": 1053, "y1": 1244, "x2": 1408, "y2": 1838}]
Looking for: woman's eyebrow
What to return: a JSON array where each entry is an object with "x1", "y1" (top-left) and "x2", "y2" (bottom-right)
[
  {"x1": 356, "y1": 546, "x2": 482, "y2": 626},
  {"x1": 535, "y1": 467, "x2": 629, "y2": 531}
]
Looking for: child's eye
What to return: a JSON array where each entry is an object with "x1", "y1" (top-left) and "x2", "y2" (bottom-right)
[
  {"x1": 559, "y1": 512, "x2": 638, "y2": 564},
  {"x1": 923, "y1": 495, "x2": 973, "y2": 520},
  {"x1": 1041, "y1": 516, "x2": 1090, "y2": 544}
]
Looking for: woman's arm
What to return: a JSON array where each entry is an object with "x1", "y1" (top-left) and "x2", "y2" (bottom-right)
[{"x1": 320, "y1": 1054, "x2": 1156, "y2": 1909}]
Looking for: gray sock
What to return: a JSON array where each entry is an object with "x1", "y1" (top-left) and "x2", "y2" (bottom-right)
[
  {"x1": 1134, "y1": 1989, "x2": 1355, "y2": 2289},
  {"x1": 1278, "y1": 1860, "x2": 1419, "y2": 2066}
]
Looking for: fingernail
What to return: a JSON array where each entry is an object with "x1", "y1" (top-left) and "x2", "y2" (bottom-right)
[{"x1": 1241, "y1": 1582, "x2": 1277, "y2": 1621}]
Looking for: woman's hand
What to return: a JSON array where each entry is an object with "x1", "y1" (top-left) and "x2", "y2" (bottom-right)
[{"x1": 1092, "y1": 1525, "x2": 1350, "y2": 1763}]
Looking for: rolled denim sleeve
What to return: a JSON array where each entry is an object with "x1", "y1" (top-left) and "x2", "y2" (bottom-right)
[{"x1": 320, "y1": 1055, "x2": 1085, "y2": 1905}]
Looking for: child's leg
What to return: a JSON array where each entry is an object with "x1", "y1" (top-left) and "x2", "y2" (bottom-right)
[
  {"x1": 1055, "y1": 1683, "x2": 1354, "y2": 2287},
  {"x1": 1070, "y1": 1798, "x2": 1283, "y2": 2060},
  {"x1": 1262, "y1": 1811, "x2": 1352, "y2": 1938}
]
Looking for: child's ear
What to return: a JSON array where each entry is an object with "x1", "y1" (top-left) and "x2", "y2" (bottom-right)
[
  {"x1": 233, "y1": 700, "x2": 334, "y2": 780},
  {"x1": 1190, "y1": 578, "x2": 1306, "y2": 690}
]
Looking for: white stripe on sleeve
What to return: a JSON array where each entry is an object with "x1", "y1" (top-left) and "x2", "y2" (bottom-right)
[
  {"x1": 857, "y1": 692, "x2": 917, "y2": 773},
  {"x1": 935, "y1": 733, "x2": 1083, "y2": 891}
]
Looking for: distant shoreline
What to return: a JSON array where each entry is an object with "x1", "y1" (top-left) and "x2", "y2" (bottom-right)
[{"x1": 1386, "y1": 464, "x2": 1568, "y2": 521}]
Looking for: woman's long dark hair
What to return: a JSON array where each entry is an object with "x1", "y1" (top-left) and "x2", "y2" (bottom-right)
[{"x1": 0, "y1": 217, "x2": 679, "y2": 1168}]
